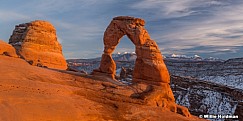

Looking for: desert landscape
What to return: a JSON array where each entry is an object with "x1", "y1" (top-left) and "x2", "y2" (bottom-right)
[
  {"x1": 1, "y1": 1, "x2": 243, "y2": 121},
  {"x1": 0, "y1": 54, "x2": 202, "y2": 121},
  {"x1": 0, "y1": 17, "x2": 208, "y2": 121}
]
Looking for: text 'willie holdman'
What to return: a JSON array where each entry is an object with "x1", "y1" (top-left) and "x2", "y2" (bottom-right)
[{"x1": 199, "y1": 114, "x2": 238, "y2": 119}]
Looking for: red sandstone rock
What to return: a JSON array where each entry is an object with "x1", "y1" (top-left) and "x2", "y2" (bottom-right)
[
  {"x1": 9, "y1": 20, "x2": 67, "y2": 70},
  {"x1": 93, "y1": 16, "x2": 170, "y2": 83},
  {"x1": 92, "y1": 16, "x2": 191, "y2": 117},
  {"x1": 0, "y1": 55, "x2": 205, "y2": 121},
  {"x1": 0, "y1": 40, "x2": 18, "y2": 57}
]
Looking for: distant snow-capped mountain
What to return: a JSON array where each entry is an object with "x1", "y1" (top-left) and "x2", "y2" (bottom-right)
[
  {"x1": 112, "y1": 52, "x2": 137, "y2": 61},
  {"x1": 113, "y1": 52, "x2": 224, "y2": 62},
  {"x1": 167, "y1": 54, "x2": 224, "y2": 62},
  {"x1": 170, "y1": 53, "x2": 201, "y2": 59}
]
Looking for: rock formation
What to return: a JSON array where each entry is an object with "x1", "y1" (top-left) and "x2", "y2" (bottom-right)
[
  {"x1": 9, "y1": 20, "x2": 67, "y2": 70},
  {"x1": 93, "y1": 16, "x2": 169, "y2": 82},
  {"x1": 0, "y1": 40, "x2": 18, "y2": 57},
  {"x1": 0, "y1": 55, "x2": 205, "y2": 121},
  {"x1": 119, "y1": 67, "x2": 133, "y2": 80},
  {"x1": 92, "y1": 16, "x2": 191, "y2": 117}
]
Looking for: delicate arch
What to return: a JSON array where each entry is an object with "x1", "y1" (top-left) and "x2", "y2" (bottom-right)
[
  {"x1": 92, "y1": 16, "x2": 191, "y2": 117},
  {"x1": 93, "y1": 16, "x2": 170, "y2": 84}
]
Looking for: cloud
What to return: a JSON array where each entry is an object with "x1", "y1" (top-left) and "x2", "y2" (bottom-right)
[
  {"x1": 0, "y1": 11, "x2": 30, "y2": 22},
  {"x1": 0, "y1": 0, "x2": 111, "y2": 59},
  {"x1": 135, "y1": 0, "x2": 243, "y2": 59},
  {"x1": 131, "y1": 0, "x2": 226, "y2": 19},
  {"x1": 1, "y1": 0, "x2": 243, "y2": 59}
]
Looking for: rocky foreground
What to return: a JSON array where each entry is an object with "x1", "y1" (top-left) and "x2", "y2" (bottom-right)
[{"x1": 0, "y1": 55, "x2": 204, "y2": 121}]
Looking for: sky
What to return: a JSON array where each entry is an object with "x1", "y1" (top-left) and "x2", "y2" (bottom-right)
[{"x1": 1, "y1": 0, "x2": 243, "y2": 59}]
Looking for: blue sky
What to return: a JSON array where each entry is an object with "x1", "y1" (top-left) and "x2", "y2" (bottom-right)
[{"x1": 1, "y1": 0, "x2": 243, "y2": 59}]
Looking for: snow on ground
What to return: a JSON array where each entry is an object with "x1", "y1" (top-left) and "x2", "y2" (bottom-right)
[{"x1": 200, "y1": 75, "x2": 243, "y2": 90}]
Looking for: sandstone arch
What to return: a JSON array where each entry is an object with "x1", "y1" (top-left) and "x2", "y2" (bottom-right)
[
  {"x1": 93, "y1": 16, "x2": 170, "y2": 84},
  {"x1": 93, "y1": 16, "x2": 191, "y2": 117}
]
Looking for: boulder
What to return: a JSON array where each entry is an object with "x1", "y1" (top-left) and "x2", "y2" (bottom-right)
[
  {"x1": 9, "y1": 20, "x2": 67, "y2": 70},
  {"x1": 0, "y1": 40, "x2": 18, "y2": 57}
]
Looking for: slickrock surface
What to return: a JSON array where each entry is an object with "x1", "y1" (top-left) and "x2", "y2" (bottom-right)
[
  {"x1": 93, "y1": 16, "x2": 190, "y2": 117},
  {"x1": 0, "y1": 55, "x2": 205, "y2": 121},
  {"x1": 9, "y1": 20, "x2": 67, "y2": 70},
  {"x1": 0, "y1": 40, "x2": 18, "y2": 57}
]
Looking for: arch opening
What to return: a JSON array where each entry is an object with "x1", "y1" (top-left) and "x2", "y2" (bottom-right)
[
  {"x1": 113, "y1": 35, "x2": 135, "y2": 55},
  {"x1": 113, "y1": 35, "x2": 136, "y2": 82}
]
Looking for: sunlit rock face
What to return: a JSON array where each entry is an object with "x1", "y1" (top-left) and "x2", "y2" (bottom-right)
[
  {"x1": 0, "y1": 40, "x2": 18, "y2": 57},
  {"x1": 9, "y1": 20, "x2": 67, "y2": 70},
  {"x1": 93, "y1": 16, "x2": 170, "y2": 83},
  {"x1": 92, "y1": 16, "x2": 191, "y2": 117}
]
